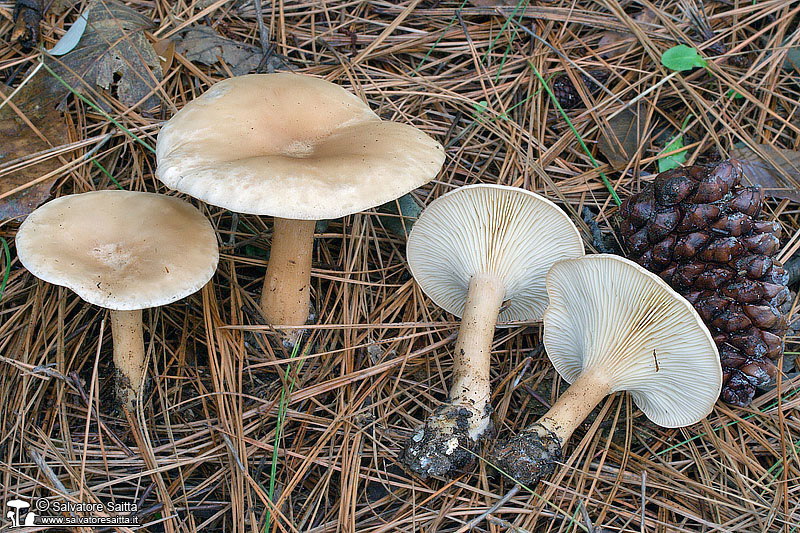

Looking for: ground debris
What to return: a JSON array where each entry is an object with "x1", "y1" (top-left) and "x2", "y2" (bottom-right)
[
  {"x1": 47, "y1": 0, "x2": 163, "y2": 110},
  {"x1": 0, "y1": 69, "x2": 70, "y2": 220}
]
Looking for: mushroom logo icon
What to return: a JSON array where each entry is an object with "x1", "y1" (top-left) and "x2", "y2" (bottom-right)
[{"x1": 5, "y1": 499, "x2": 36, "y2": 527}]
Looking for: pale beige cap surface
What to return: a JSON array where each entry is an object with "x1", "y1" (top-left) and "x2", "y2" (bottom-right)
[
  {"x1": 543, "y1": 254, "x2": 722, "y2": 428},
  {"x1": 407, "y1": 184, "x2": 585, "y2": 322},
  {"x1": 15, "y1": 190, "x2": 219, "y2": 310},
  {"x1": 156, "y1": 73, "x2": 445, "y2": 219}
]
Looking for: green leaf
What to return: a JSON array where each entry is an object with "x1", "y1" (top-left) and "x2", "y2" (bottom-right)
[
  {"x1": 657, "y1": 133, "x2": 687, "y2": 172},
  {"x1": 725, "y1": 89, "x2": 744, "y2": 100},
  {"x1": 374, "y1": 193, "x2": 423, "y2": 238},
  {"x1": 473, "y1": 99, "x2": 488, "y2": 115},
  {"x1": 661, "y1": 44, "x2": 708, "y2": 72}
]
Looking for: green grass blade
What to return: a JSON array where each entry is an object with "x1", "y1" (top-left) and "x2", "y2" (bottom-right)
[
  {"x1": 528, "y1": 61, "x2": 621, "y2": 205},
  {"x1": 0, "y1": 237, "x2": 10, "y2": 304},
  {"x1": 38, "y1": 57, "x2": 156, "y2": 154},
  {"x1": 265, "y1": 339, "x2": 307, "y2": 531}
]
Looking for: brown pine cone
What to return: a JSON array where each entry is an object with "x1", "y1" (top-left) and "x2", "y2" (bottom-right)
[
  {"x1": 550, "y1": 70, "x2": 610, "y2": 109},
  {"x1": 707, "y1": 41, "x2": 748, "y2": 69},
  {"x1": 617, "y1": 160, "x2": 789, "y2": 407}
]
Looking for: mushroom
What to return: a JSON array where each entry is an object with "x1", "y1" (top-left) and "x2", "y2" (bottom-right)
[
  {"x1": 401, "y1": 184, "x2": 585, "y2": 477},
  {"x1": 155, "y1": 73, "x2": 445, "y2": 344},
  {"x1": 6, "y1": 499, "x2": 29, "y2": 527},
  {"x1": 15, "y1": 190, "x2": 219, "y2": 409},
  {"x1": 492, "y1": 254, "x2": 722, "y2": 486}
]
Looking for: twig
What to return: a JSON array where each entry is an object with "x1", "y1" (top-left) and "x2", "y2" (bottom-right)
[
  {"x1": 641, "y1": 470, "x2": 647, "y2": 533},
  {"x1": 459, "y1": 485, "x2": 520, "y2": 532},
  {"x1": 27, "y1": 446, "x2": 69, "y2": 495}
]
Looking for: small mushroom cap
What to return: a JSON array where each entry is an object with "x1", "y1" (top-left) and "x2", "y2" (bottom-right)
[
  {"x1": 156, "y1": 73, "x2": 445, "y2": 219},
  {"x1": 15, "y1": 191, "x2": 219, "y2": 311},
  {"x1": 407, "y1": 184, "x2": 585, "y2": 321},
  {"x1": 544, "y1": 254, "x2": 722, "y2": 428},
  {"x1": 6, "y1": 500, "x2": 30, "y2": 509}
]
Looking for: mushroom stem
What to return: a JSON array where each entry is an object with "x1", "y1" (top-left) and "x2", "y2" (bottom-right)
[
  {"x1": 110, "y1": 309, "x2": 145, "y2": 410},
  {"x1": 401, "y1": 275, "x2": 505, "y2": 477},
  {"x1": 535, "y1": 368, "x2": 611, "y2": 444},
  {"x1": 450, "y1": 275, "x2": 506, "y2": 437},
  {"x1": 260, "y1": 217, "x2": 316, "y2": 345},
  {"x1": 492, "y1": 367, "x2": 610, "y2": 486}
]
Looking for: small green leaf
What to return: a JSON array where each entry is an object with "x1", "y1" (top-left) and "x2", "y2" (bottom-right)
[
  {"x1": 657, "y1": 133, "x2": 687, "y2": 172},
  {"x1": 472, "y1": 100, "x2": 488, "y2": 115},
  {"x1": 725, "y1": 89, "x2": 744, "y2": 100},
  {"x1": 661, "y1": 44, "x2": 708, "y2": 72}
]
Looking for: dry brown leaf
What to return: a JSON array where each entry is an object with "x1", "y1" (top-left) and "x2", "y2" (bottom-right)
[
  {"x1": 597, "y1": 9, "x2": 657, "y2": 59},
  {"x1": 0, "y1": 71, "x2": 71, "y2": 220},
  {"x1": 597, "y1": 102, "x2": 648, "y2": 169},
  {"x1": 152, "y1": 38, "x2": 175, "y2": 74},
  {"x1": 730, "y1": 144, "x2": 800, "y2": 203},
  {"x1": 11, "y1": 0, "x2": 43, "y2": 48},
  {"x1": 48, "y1": 0, "x2": 163, "y2": 110},
  {"x1": 175, "y1": 26, "x2": 263, "y2": 76}
]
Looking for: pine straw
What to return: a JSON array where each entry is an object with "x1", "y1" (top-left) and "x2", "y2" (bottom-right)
[{"x1": 1, "y1": 0, "x2": 799, "y2": 531}]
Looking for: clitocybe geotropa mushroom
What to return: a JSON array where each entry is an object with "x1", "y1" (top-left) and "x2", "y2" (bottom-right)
[
  {"x1": 15, "y1": 190, "x2": 219, "y2": 409},
  {"x1": 155, "y1": 73, "x2": 445, "y2": 344},
  {"x1": 493, "y1": 254, "x2": 722, "y2": 487},
  {"x1": 402, "y1": 184, "x2": 585, "y2": 477}
]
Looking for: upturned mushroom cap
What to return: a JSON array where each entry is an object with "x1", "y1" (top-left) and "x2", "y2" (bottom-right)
[
  {"x1": 407, "y1": 184, "x2": 585, "y2": 322},
  {"x1": 15, "y1": 190, "x2": 219, "y2": 310},
  {"x1": 155, "y1": 73, "x2": 445, "y2": 219},
  {"x1": 543, "y1": 254, "x2": 722, "y2": 428}
]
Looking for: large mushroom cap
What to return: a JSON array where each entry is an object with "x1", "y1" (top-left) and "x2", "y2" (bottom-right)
[
  {"x1": 407, "y1": 184, "x2": 585, "y2": 322},
  {"x1": 544, "y1": 254, "x2": 722, "y2": 428},
  {"x1": 156, "y1": 73, "x2": 445, "y2": 219},
  {"x1": 15, "y1": 190, "x2": 219, "y2": 310}
]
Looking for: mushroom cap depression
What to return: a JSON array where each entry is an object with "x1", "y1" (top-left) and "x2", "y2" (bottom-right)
[
  {"x1": 407, "y1": 184, "x2": 585, "y2": 322},
  {"x1": 15, "y1": 190, "x2": 219, "y2": 310},
  {"x1": 544, "y1": 254, "x2": 722, "y2": 428},
  {"x1": 155, "y1": 73, "x2": 445, "y2": 219}
]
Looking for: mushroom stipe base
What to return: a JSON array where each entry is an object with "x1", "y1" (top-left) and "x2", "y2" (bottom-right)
[
  {"x1": 491, "y1": 424, "x2": 563, "y2": 487},
  {"x1": 244, "y1": 300, "x2": 317, "y2": 352},
  {"x1": 401, "y1": 402, "x2": 494, "y2": 478},
  {"x1": 110, "y1": 308, "x2": 146, "y2": 410}
]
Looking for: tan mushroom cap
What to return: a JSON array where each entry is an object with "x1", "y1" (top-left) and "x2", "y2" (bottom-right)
[
  {"x1": 155, "y1": 73, "x2": 445, "y2": 219},
  {"x1": 407, "y1": 184, "x2": 585, "y2": 322},
  {"x1": 543, "y1": 254, "x2": 722, "y2": 428},
  {"x1": 15, "y1": 190, "x2": 219, "y2": 310}
]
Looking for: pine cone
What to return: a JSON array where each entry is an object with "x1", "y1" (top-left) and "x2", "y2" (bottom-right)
[
  {"x1": 707, "y1": 41, "x2": 748, "y2": 69},
  {"x1": 617, "y1": 160, "x2": 789, "y2": 407},
  {"x1": 550, "y1": 70, "x2": 610, "y2": 109}
]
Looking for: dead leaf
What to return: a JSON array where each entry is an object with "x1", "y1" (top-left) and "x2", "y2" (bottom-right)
[
  {"x1": 597, "y1": 102, "x2": 648, "y2": 169},
  {"x1": 152, "y1": 38, "x2": 175, "y2": 74},
  {"x1": 48, "y1": 11, "x2": 88, "y2": 55},
  {"x1": 730, "y1": 144, "x2": 800, "y2": 203},
  {"x1": 0, "y1": 70, "x2": 71, "y2": 220},
  {"x1": 597, "y1": 9, "x2": 656, "y2": 59},
  {"x1": 175, "y1": 26, "x2": 263, "y2": 76},
  {"x1": 46, "y1": 0, "x2": 163, "y2": 110},
  {"x1": 12, "y1": 0, "x2": 43, "y2": 48}
]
